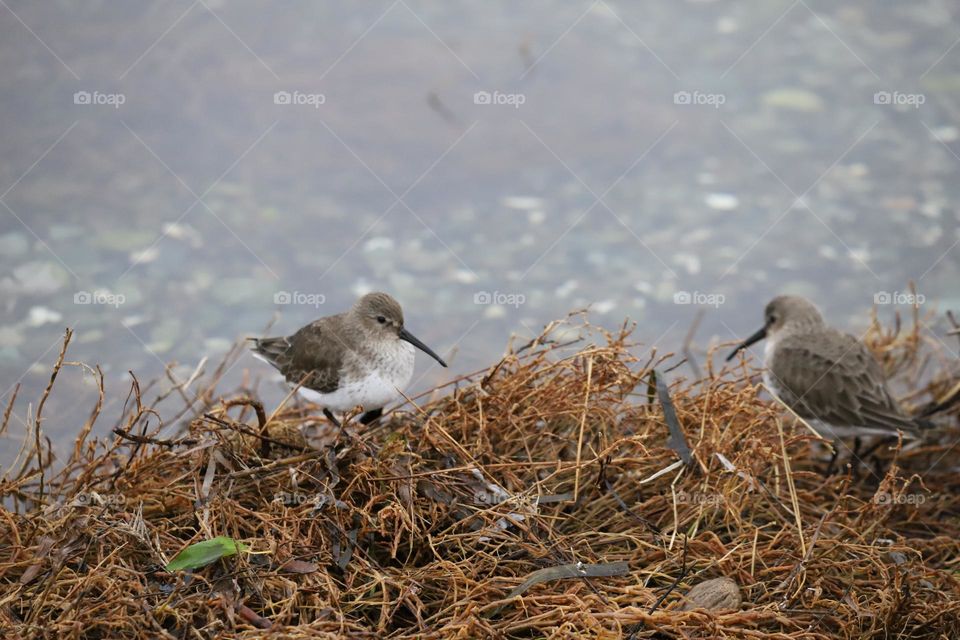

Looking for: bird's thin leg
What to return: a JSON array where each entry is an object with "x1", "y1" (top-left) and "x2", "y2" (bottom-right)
[
  {"x1": 847, "y1": 435, "x2": 891, "y2": 481},
  {"x1": 823, "y1": 442, "x2": 840, "y2": 477},
  {"x1": 359, "y1": 408, "x2": 383, "y2": 425},
  {"x1": 322, "y1": 407, "x2": 375, "y2": 455},
  {"x1": 858, "y1": 436, "x2": 894, "y2": 462},
  {"x1": 335, "y1": 408, "x2": 376, "y2": 456},
  {"x1": 846, "y1": 436, "x2": 866, "y2": 474},
  {"x1": 856, "y1": 436, "x2": 898, "y2": 484},
  {"x1": 321, "y1": 408, "x2": 351, "y2": 446},
  {"x1": 323, "y1": 408, "x2": 341, "y2": 428}
]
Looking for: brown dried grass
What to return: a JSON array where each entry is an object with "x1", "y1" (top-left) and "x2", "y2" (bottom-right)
[{"x1": 2, "y1": 312, "x2": 960, "y2": 639}]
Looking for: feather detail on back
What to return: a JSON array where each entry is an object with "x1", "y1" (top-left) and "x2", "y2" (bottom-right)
[
  {"x1": 249, "y1": 318, "x2": 345, "y2": 394},
  {"x1": 767, "y1": 328, "x2": 918, "y2": 434}
]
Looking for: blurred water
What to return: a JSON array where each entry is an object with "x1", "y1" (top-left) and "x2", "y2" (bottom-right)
[{"x1": 1, "y1": 0, "x2": 958, "y2": 463}]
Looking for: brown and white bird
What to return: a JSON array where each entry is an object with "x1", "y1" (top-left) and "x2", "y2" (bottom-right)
[
  {"x1": 726, "y1": 295, "x2": 926, "y2": 439},
  {"x1": 250, "y1": 292, "x2": 447, "y2": 426}
]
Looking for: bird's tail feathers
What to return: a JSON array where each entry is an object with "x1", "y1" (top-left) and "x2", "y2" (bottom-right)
[{"x1": 248, "y1": 336, "x2": 290, "y2": 368}]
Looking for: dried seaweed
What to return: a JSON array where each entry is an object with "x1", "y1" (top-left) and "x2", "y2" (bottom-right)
[{"x1": 1, "y1": 313, "x2": 959, "y2": 639}]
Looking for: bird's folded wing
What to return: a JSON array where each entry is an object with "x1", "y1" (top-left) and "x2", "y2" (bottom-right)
[
  {"x1": 285, "y1": 321, "x2": 345, "y2": 394},
  {"x1": 769, "y1": 333, "x2": 916, "y2": 432}
]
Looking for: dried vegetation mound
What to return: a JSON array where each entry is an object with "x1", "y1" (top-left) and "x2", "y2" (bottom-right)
[{"x1": 2, "y1": 314, "x2": 960, "y2": 638}]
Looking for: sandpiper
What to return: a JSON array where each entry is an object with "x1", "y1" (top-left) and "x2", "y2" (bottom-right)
[
  {"x1": 250, "y1": 292, "x2": 447, "y2": 426},
  {"x1": 726, "y1": 295, "x2": 925, "y2": 439}
]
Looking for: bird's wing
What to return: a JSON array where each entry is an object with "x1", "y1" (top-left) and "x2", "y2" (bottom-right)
[
  {"x1": 250, "y1": 318, "x2": 345, "y2": 394},
  {"x1": 768, "y1": 331, "x2": 916, "y2": 433}
]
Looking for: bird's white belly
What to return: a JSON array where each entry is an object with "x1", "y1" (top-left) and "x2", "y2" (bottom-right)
[{"x1": 297, "y1": 342, "x2": 415, "y2": 412}]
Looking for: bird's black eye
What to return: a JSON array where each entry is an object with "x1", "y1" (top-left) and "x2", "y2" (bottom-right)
[{"x1": 376, "y1": 315, "x2": 387, "y2": 324}]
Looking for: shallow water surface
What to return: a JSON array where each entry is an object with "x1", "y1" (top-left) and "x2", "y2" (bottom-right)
[{"x1": 1, "y1": 1, "x2": 958, "y2": 463}]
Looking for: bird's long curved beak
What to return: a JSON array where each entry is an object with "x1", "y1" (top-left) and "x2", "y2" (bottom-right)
[
  {"x1": 725, "y1": 326, "x2": 768, "y2": 362},
  {"x1": 399, "y1": 328, "x2": 448, "y2": 367}
]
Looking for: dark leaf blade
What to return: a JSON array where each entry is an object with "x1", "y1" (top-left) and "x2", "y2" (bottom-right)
[
  {"x1": 165, "y1": 536, "x2": 249, "y2": 572},
  {"x1": 505, "y1": 561, "x2": 630, "y2": 600},
  {"x1": 654, "y1": 369, "x2": 692, "y2": 465}
]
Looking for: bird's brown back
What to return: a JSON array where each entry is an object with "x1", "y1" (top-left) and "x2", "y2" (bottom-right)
[
  {"x1": 251, "y1": 313, "x2": 355, "y2": 394},
  {"x1": 768, "y1": 328, "x2": 917, "y2": 433}
]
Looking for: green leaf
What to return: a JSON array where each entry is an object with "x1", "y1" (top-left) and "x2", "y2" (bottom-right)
[{"x1": 165, "y1": 536, "x2": 249, "y2": 572}]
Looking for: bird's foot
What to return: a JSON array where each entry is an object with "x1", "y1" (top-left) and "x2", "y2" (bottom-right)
[
  {"x1": 359, "y1": 407, "x2": 383, "y2": 425},
  {"x1": 321, "y1": 407, "x2": 377, "y2": 457}
]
